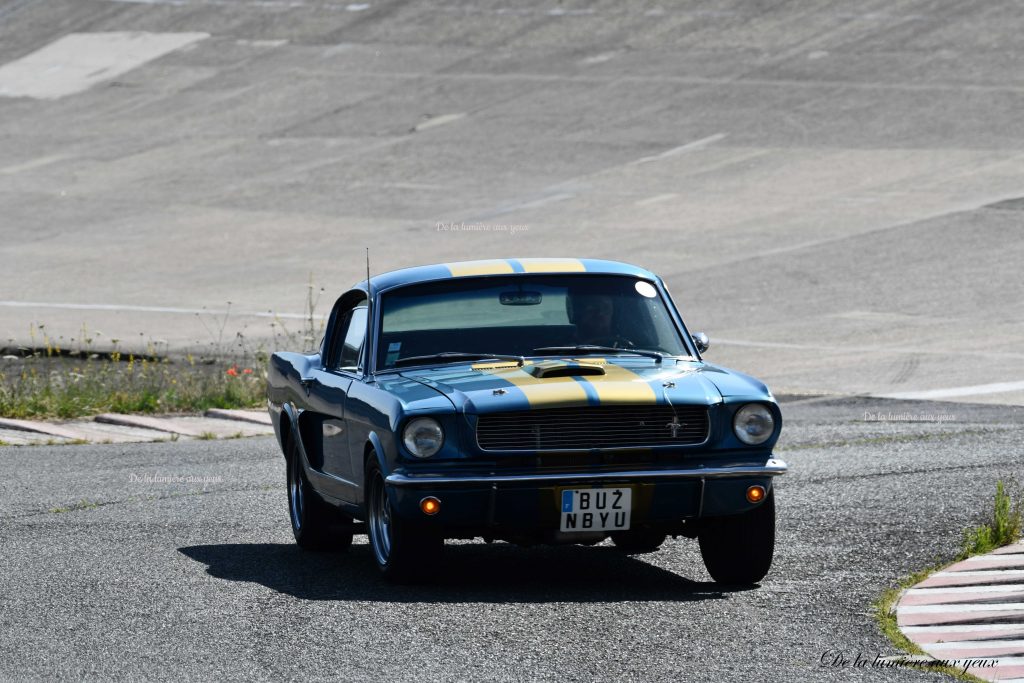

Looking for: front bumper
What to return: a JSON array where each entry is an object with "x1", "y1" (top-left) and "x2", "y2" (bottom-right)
[{"x1": 385, "y1": 458, "x2": 787, "y2": 531}]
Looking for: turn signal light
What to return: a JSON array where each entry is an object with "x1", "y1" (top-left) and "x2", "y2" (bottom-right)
[
  {"x1": 420, "y1": 497, "x2": 441, "y2": 515},
  {"x1": 746, "y1": 485, "x2": 766, "y2": 503}
]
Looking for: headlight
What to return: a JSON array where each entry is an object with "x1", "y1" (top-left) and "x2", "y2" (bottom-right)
[
  {"x1": 733, "y1": 403, "x2": 775, "y2": 445},
  {"x1": 402, "y1": 417, "x2": 444, "y2": 458}
]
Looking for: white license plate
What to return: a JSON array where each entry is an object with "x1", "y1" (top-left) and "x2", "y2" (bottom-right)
[{"x1": 559, "y1": 487, "x2": 631, "y2": 532}]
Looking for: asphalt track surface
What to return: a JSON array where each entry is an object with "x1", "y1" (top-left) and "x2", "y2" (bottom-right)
[
  {"x1": 2, "y1": 1, "x2": 1024, "y2": 680},
  {"x1": 2, "y1": 396, "x2": 1022, "y2": 681},
  {"x1": 1, "y1": 0, "x2": 1023, "y2": 402}
]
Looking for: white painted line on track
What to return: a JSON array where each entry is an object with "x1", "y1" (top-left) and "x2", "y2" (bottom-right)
[
  {"x1": 0, "y1": 32, "x2": 209, "y2": 99},
  {"x1": 628, "y1": 133, "x2": 727, "y2": 166},
  {"x1": 879, "y1": 381, "x2": 1024, "y2": 400},
  {"x1": 635, "y1": 193, "x2": 679, "y2": 206},
  {"x1": 547, "y1": 7, "x2": 595, "y2": 15},
  {"x1": 514, "y1": 193, "x2": 575, "y2": 209},
  {"x1": 0, "y1": 154, "x2": 70, "y2": 175},
  {"x1": 469, "y1": 132, "x2": 723, "y2": 222},
  {"x1": 579, "y1": 53, "x2": 616, "y2": 65},
  {"x1": 475, "y1": 192, "x2": 576, "y2": 219},
  {"x1": 0, "y1": 301, "x2": 311, "y2": 320},
  {"x1": 235, "y1": 39, "x2": 288, "y2": 47},
  {"x1": 412, "y1": 112, "x2": 466, "y2": 132},
  {"x1": 716, "y1": 338, "x2": 831, "y2": 350}
]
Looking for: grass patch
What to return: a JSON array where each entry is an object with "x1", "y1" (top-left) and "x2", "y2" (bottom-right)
[
  {"x1": 958, "y1": 479, "x2": 1022, "y2": 559},
  {"x1": 874, "y1": 479, "x2": 1023, "y2": 681},
  {"x1": 0, "y1": 280, "x2": 326, "y2": 420},
  {"x1": 0, "y1": 353, "x2": 266, "y2": 420}
]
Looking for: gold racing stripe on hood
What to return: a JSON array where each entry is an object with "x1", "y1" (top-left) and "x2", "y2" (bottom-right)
[
  {"x1": 471, "y1": 358, "x2": 658, "y2": 407},
  {"x1": 580, "y1": 361, "x2": 659, "y2": 404},
  {"x1": 472, "y1": 362, "x2": 590, "y2": 408}
]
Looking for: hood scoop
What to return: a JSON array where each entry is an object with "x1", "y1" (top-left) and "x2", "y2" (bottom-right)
[{"x1": 525, "y1": 361, "x2": 606, "y2": 379}]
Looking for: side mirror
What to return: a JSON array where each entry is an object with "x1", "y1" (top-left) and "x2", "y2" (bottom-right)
[{"x1": 691, "y1": 332, "x2": 710, "y2": 354}]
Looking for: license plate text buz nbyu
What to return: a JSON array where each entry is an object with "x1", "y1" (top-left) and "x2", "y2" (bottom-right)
[{"x1": 559, "y1": 487, "x2": 632, "y2": 532}]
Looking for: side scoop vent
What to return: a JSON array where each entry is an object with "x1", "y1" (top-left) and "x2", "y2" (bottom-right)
[{"x1": 525, "y1": 362, "x2": 606, "y2": 379}]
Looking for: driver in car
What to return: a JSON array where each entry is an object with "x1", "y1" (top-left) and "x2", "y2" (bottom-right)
[{"x1": 572, "y1": 293, "x2": 619, "y2": 346}]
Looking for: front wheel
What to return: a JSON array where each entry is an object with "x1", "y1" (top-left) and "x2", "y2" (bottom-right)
[
  {"x1": 697, "y1": 490, "x2": 775, "y2": 585},
  {"x1": 286, "y1": 432, "x2": 354, "y2": 551},
  {"x1": 366, "y1": 459, "x2": 442, "y2": 582}
]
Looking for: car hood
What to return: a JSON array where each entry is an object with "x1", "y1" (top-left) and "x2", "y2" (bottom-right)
[{"x1": 396, "y1": 357, "x2": 749, "y2": 414}]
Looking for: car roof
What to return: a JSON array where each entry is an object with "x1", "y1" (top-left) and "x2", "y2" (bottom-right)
[{"x1": 358, "y1": 258, "x2": 658, "y2": 292}]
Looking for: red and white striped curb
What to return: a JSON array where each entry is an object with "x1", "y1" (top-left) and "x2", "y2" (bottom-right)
[
  {"x1": 897, "y1": 543, "x2": 1024, "y2": 681},
  {"x1": 0, "y1": 409, "x2": 273, "y2": 446}
]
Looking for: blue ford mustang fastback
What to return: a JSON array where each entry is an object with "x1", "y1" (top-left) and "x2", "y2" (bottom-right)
[{"x1": 267, "y1": 258, "x2": 786, "y2": 583}]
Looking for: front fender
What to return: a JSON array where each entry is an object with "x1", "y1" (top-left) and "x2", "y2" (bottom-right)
[
  {"x1": 272, "y1": 401, "x2": 299, "y2": 459},
  {"x1": 365, "y1": 431, "x2": 389, "y2": 476},
  {"x1": 354, "y1": 430, "x2": 389, "y2": 510}
]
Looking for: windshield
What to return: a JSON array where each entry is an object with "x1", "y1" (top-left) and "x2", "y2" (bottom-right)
[{"x1": 377, "y1": 275, "x2": 690, "y2": 369}]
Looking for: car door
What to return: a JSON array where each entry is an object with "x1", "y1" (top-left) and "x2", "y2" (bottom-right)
[{"x1": 307, "y1": 305, "x2": 367, "y2": 503}]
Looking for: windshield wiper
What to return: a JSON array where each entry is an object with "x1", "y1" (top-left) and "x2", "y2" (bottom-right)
[
  {"x1": 394, "y1": 352, "x2": 526, "y2": 368},
  {"x1": 531, "y1": 345, "x2": 664, "y2": 363}
]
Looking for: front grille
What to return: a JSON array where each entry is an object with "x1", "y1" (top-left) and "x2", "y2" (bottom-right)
[
  {"x1": 476, "y1": 405, "x2": 709, "y2": 451},
  {"x1": 502, "y1": 451, "x2": 672, "y2": 470}
]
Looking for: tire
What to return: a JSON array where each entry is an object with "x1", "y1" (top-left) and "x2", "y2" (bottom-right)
[
  {"x1": 697, "y1": 490, "x2": 775, "y2": 585},
  {"x1": 286, "y1": 431, "x2": 354, "y2": 552},
  {"x1": 365, "y1": 458, "x2": 442, "y2": 582},
  {"x1": 610, "y1": 529, "x2": 667, "y2": 554}
]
